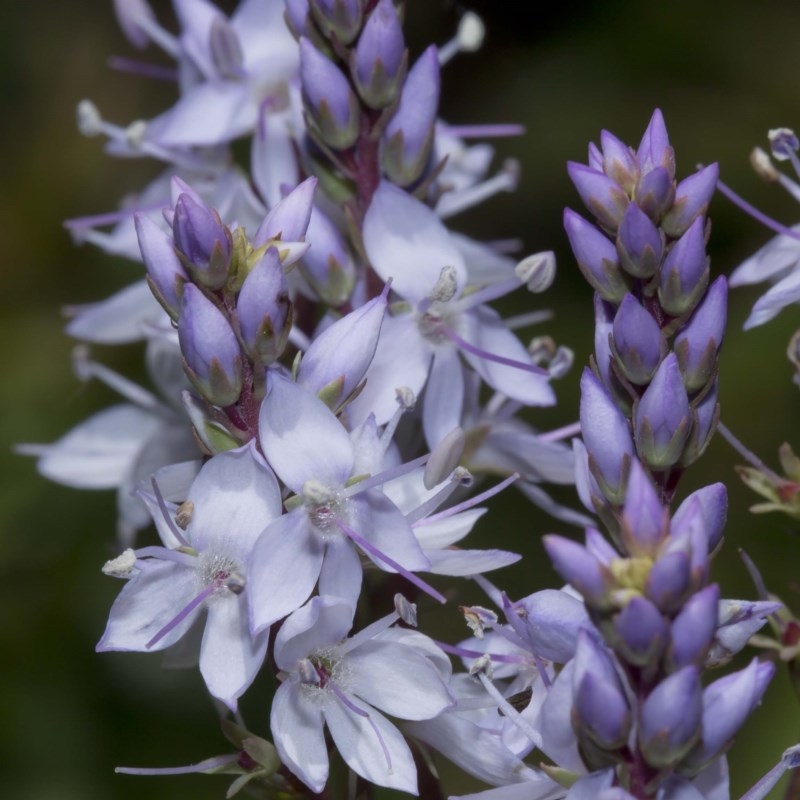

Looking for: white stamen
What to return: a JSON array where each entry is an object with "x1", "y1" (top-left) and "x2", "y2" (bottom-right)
[
  {"x1": 436, "y1": 160, "x2": 520, "y2": 219},
  {"x1": 469, "y1": 653, "x2": 493, "y2": 677},
  {"x1": 429, "y1": 266, "x2": 459, "y2": 303},
  {"x1": 768, "y1": 127, "x2": 799, "y2": 161},
  {"x1": 438, "y1": 12, "x2": 485, "y2": 65},
  {"x1": 102, "y1": 548, "x2": 137, "y2": 577},
  {"x1": 750, "y1": 147, "x2": 778, "y2": 182},
  {"x1": 516, "y1": 251, "x2": 556, "y2": 293},
  {"x1": 76, "y1": 100, "x2": 103, "y2": 137},
  {"x1": 124, "y1": 119, "x2": 148, "y2": 147},
  {"x1": 394, "y1": 594, "x2": 418, "y2": 627}
]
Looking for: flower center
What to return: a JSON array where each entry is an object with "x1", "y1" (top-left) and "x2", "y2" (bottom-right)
[
  {"x1": 198, "y1": 551, "x2": 245, "y2": 597},
  {"x1": 303, "y1": 480, "x2": 344, "y2": 535}
]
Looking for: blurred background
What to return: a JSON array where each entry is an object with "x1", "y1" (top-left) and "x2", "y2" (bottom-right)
[{"x1": 2, "y1": 0, "x2": 800, "y2": 797}]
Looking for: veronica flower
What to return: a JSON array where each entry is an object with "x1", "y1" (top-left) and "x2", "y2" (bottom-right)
[
  {"x1": 270, "y1": 595, "x2": 454, "y2": 794},
  {"x1": 248, "y1": 373, "x2": 440, "y2": 632},
  {"x1": 97, "y1": 444, "x2": 281, "y2": 710},
  {"x1": 351, "y1": 181, "x2": 554, "y2": 446}
]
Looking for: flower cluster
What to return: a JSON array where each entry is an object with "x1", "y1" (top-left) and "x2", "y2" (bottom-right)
[{"x1": 23, "y1": 1, "x2": 800, "y2": 798}]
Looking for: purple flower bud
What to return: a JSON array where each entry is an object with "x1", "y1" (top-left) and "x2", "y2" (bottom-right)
[
  {"x1": 515, "y1": 589, "x2": 593, "y2": 663},
  {"x1": 580, "y1": 368, "x2": 635, "y2": 502},
  {"x1": 309, "y1": 0, "x2": 365, "y2": 45},
  {"x1": 634, "y1": 353, "x2": 692, "y2": 470},
  {"x1": 636, "y1": 109, "x2": 675, "y2": 179},
  {"x1": 300, "y1": 38, "x2": 359, "y2": 150},
  {"x1": 662, "y1": 163, "x2": 719, "y2": 239},
  {"x1": 352, "y1": 0, "x2": 405, "y2": 109},
  {"x1": 639, "y1": 665, "x2": 702, "y2": 768},
  {"x1": 634, "y1": 166, "x2": 675, "y2": 222},
  {"x1": 616, "y1": 202, "x2": 663, "y2": 279},
  {"x1": 658, "y1": 217, "x2": 709, "y2": 317},
  {"x1": 299, "y1": 206, "x2": 355, "y2": 305},
  {"x1": 543, "y1": 535, "x2": 612, "y2": 608},
  {"x1": 620, "y1": 458, "x2": 667, "y2": 556},
  {"x1": 564, "y1": 209, "x2": 629, "y2": 303},
  {"x1": 173, "y1": 194, "x2": 233, "y2": 289},
  {"x1": 678, "y1": 378, "x2": 719, "y2": 469},
  {"x1": 297, "y1": 290, "x2": 387, "y2": 408},
  {"x1": 236, "y1": 247, "x2": 292, "y2": 365},
  {"x1": 645, "y1": 550, "x2": 691, "y2": 613},
  {"x1": 612, "y1": 596, "x2": 668, "y2": 666},
  {"x1": 674, "y1": 276, "x2": 727, "y2": 393},
  {"x1": 588, "y1": 141, "x2": 603, "y2": 171},
  {"x1": 574, "y1": 670, "x2": 632, "y2": 750},
  {"x1": 254, "y1": 177, "x2": 317, "y2": 246},
  {"x1": 600, "y1": 130, "x2": 639, "y2": 195},
  {"x1": 683, "y1": 658, "x2": 775, "y2": 771},
  {"x1": 671, "y1": 483, "x2": 727, "y2": 555},
  {"x1": 668, "y1": 584, "x2": 720, "y2": 670},
  {"x1": 285, "y1": 0, "x2": 311, "y2": 37},
  {"x1": 134, "y1": 213, "x2": 187, "y2": 319},
  {"x1": 585, "y1": 527, "x2": 618, "y2": 566},
  {"x1": 567, "y1": 162, "x2": 630, "y2": 232},
  {"x1": 383, "y1": 46, "x2": 440, "y2": 187},
  {"x1": 611, "y1": 294, "x2": 667, "y2": 385},
  {"x1": 178, "y1": 285, "x2": 242, "y2": 407}
]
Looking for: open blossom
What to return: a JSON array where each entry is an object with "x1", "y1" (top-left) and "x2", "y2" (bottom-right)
[
  {"x1": 97, "y1": 443, "x2": 281, "y2": 710},
  {"x1": 351, "y1": 181, "x2": 555, "y2": 446},
  {"x1": 270, "y1": 595, "x2": 454, "y2": 794}
]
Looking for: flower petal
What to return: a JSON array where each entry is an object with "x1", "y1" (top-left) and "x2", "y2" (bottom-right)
[
  {"x1": 423, "y1": 547, "x2": 520, "y2": 576},
  {"x1": 259, "y1": 373, "x2": 354, "y2": 493},
  {"x1": 319, "y1": 537, "x2": 363, "y2": 608},
  {"x1": 346, "y1": 640, "x2": 453, "y2": 720},
  {"x1": 363, "y1": 181, "x2": 466, "y2": 302},
  {"x1": 324, "y1": 694, "x2": 418, "y2": 794},
  {"x1": 248, "y1": 511, "x2": 325, "y2": 632},
  {"x1": 270, "y1": 681, "x2": 328, "y2": 794},
  {"x1": 200, "y1": 594, "x2": 269, "y2": 710},
  {"x1": 97, "y1": 560, "x2": 199, "y2": 652},
  {"x1": 187, "y1": 443, "x2": 281, "y2": 556}
]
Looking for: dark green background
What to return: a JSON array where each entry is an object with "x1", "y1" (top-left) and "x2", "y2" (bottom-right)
[{"x1": 2, "y1": 0, "x2": 799, "y2": 797}]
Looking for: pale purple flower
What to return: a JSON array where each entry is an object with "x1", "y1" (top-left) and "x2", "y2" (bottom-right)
[
  {"x1": 97, "y1": 444, "x2": 281, "y2": 709},
  {"x1": 270, "y1": 596, "x2": 453, "y2": 794}
]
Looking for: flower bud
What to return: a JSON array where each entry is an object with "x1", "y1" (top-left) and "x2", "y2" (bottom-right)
[
  {"x1": 661, "y1": 163, "x2": 719, "y2": 239},
  {"x1": 564, "y1": 209, "x2": 630, "y2": 303},
  {"x1": 298, "y1": 206, "x2": 356, "y2": 305},
  {"x1": 178, "y1": 285, "x2": 242, "y2": 407},
  {"x1": 285, "y1": 0, "x2": 311, "y2": 38},
  {"x1": 658, "y1": 217, "x2": 709, "y2": 317},
  {"x1": 352, "y1": 0, "x2": 406, "y2": 109},
  {"x1": 297, "y1": 290, "x2": 387, "y2": 408},
  {"x1": 172, "y1": 194, "x2": 232, "y2": 289},
  {"x1": 639, "y1": 666, "x2": 702, "y2": 768},
  {"x1": 634, "y1": 353, "x2": 692, "y2": 470},
  {"x1": 671, "y1": 483, "x2": 727, "y2": 555},
  {"x1": 612, "y1": 596, "x2": 668, "y2": 666},
  {"x1": 667, "y1": 583, "x2": 720, "y2": 670},
  {"x1": 677, "y1": 378, "x2": 719, "y2": 468},
  {"x1": 383, "y1": 46, "x2": 440, "y2": 187},
  {"x1": 134, "y1": 213, "x2": 187, "y2": 320},
  {"x1": 634, "y1": 166, "x2": 675, "y2": 222},
  {"x1": 567, "y1": 162, "x2": 630, "y2": 232},
  {"x1": 611, "y1": 294, "x2": 667, "y2": 385},
  {"x1": 674, "y1": 276, "x2": 727, "y2": 393},
  {"x1": 620, "y1": 458, "x2": 668, "y2": 556},
  {"x1": 543, "y1": 535, "x2": 613, "y2": 608},
  {"x1": 300, "y1": 38, "x2": 359, "y2": 150},
  {"x1": 514, "y1": 589, "x2": 592, "y2": 663},
  {"x1": 580, "y1": 367, "x2": 635, "y2": 502},
  {"x1": 600, "y1": 129, "x2": 639, "y2": 195},
  {"x1": 645, "y1": 550, "x2": 691, "y2": 614},
  {"x1": 682, "y1": 658, "x2": 775, "y2": 773},
  {"x1": 236, "y1": 247, "x2": 292, "y2": 365},
  {"x1": 254, "y1": 177, "x2": 317, "y2": 247},
  {"x1": 636, "y1": 109, "x2": 675, "y2": 179},
  {"x1": 310, "y1": 0, "x2": 365, "y2": 45},
  {"x1": 574, "y1": 670, "x2": 632, "y2": 751},
  {"x1": 616, "y1": 201, "x2": 663, "y2": 278}
]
